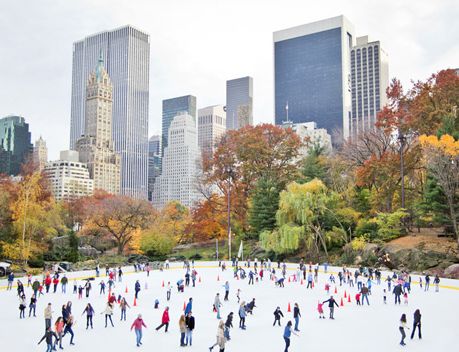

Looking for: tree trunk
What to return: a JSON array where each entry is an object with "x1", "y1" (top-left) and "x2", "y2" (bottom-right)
[
  {"x1": 446, "y1": 195, "x2": 459, "y2": 244},
  {"x1": 117, "y1": 241, "x2": 124, "y2": 255}
]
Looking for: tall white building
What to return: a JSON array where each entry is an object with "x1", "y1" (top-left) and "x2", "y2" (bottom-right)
[
  {"x1": 33, "y1": 136, "x2": 48, "y2": 171},
  {"x1": 197, "y1": 105, "x2": 226, "y2": 158},
  {"x1": 284, "y1": 121, "x2": 332, "y2": 156},
  {"x1": 70, "y1": 26, "x2": 150, "y2": 199},
  {"x1": 350, "y1": 36, "x2": 389, "y2": 137},
  {"x1": 44, "y1": 150, "x2": 94, "y2": 201},
  {"x1": 152, "y1": 114, "x2": 201, "y2": 208},
  {"x1": 76, "y1": 55, "x2": 121, "y2": 195}
]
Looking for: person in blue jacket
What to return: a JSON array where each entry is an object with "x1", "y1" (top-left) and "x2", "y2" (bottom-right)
[
  {"x1": 185, "y1": 298, "x2": 193, "y2": 315},
  {"x1": 134, "y1": 280, "x2": 141, "y2": 299},
  {"x1": 283, "y1": 321, "x2": 297, "y2": 352}
]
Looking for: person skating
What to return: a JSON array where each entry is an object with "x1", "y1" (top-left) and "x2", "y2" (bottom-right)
[
  {"x1": 224, "y1": 312, "x2": 233, "y2": 340},
  {"x1": 82, "y1": 303, "x2": 95, "y2": 329},
  {"x1": 38, "y1": 327, "x2": 59, "y2": 352},
  {"x1": 361, "y1": 284, "x2": 370, "y2": 305},
  {"x1": 424, "y1": 274, "x2": 430, "y2": 291},
  {"x1": 239, "y1": 301, "x2": 247, "y2": 329},
  {"x1": 317, "y1": 301, "x2": 325, "y2": 319},
  {"x1": 393, "y1": 283, "x2": 403, "y2": 305},
  {"x1": 184, "y1": 297, "x2": 193, "y2": 315},
  {"x1": 131, "y1": 314, "x2": 147, "y2": 347},
  {"x1": 103, "y1": 302, "x2": 114, "y2": 328},
  {"x1": 209, "y1": 320, "x2": 226, "y2": 352},
  {"x1": 54, "y1": 317, "x2": 64, "y2": 350},
  {"x1": 223, "y1": 281, "x2": 229, "y2": 301},
  {"x1": 44, "y1": 303, "x2": 53, "y2": 331},
  {"x1": 7, "y1": 272, "x2": 14, "y2": 290},
  {"x1": 214, "y1": 293, "x2": 222, "y2": 319},
  {"x1": 167, "y1": 282, "x2": 172, "y2": 301},
  {"x1": 62, "y1": 314, "x2": 75, "y2": 346},
  {"x1": 434, "y1": 275, "x2": 440, "y2": 292},
  {"x1": 410, "y1": 309, "x2": 422, "y2": 340},
  {"x1": 156, "y1": 307, "x2": 170, "y2": 332},
  {"x1": 399, "y1": 313, "x2": 410, "y2": 346},
  {"x1": 19, "y1": 294, "x2": 26, "y2": 319},
  {"x1": 185, "y1": 311, "x2": 195, "y2": 346},
  {"x1": 322, "y1": 296, "x2": 339, "y2": 319},
  {"x1": 29, "y1": 294, "x2": 37, "y2": 317},
  {"x1": 53, "y1": 277, "x2": 59, "y2": 293},
  {"x1": 99, "y1": 280, "x2": 106, "y2": 295},
  {"x1": 293, "y1": 303, "x2": 301, "y2": 331},
  {"x1": 120, "y1": 297, "x2": 131, "y2": 321},
  {"x1": 135, "y1": 280, "x2": 141, "y2": 299},
  {"x1": 246, "y1": 298, "x2": 256, "y2": 315},
  {"x1": 179, "y1": 314, "x2": 187, "y2": 346},
  {"x1": 273, "y1": 306, "x2": 284, "y2": 326},
  {"x1": 283, "y1": 321, "x2": 298, "y2": 352}
]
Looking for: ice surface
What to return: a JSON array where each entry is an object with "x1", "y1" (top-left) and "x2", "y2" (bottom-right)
[{"x1": 0, "y1": 262, "x2": 458, "y2": 351}]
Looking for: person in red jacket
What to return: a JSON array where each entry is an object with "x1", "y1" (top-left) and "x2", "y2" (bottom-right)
[
  {"x1": 108, "y1": 293, "x2": 116, "y2": 304},
  {"x1": 155, "y1": 307, "x2": 170, "y2": 332},
  {"x1": 355, "y1": 293, "x2": 361, "y2": 305},
  {"x1": 45, "y1": 276, "x2": 52, "y2": 293},
  {"x1": 131, "y1": 314, "x2": 147, "y2": 346},
  {"x1": 53, "y1": 277, "x2": 59, "y2": 293}
]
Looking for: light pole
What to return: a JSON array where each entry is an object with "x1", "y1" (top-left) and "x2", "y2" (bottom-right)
[
  {"x1": 398, "y1": 130, "x2": 406, "y2": 209},
  {"x1": 225, "y1": 166, "x2": 233, "y2": 260}
]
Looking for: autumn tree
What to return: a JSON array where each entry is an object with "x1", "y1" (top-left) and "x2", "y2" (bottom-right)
[
  {"x1": 189, "y1": 195, "x2": 226, "y2": 242},
  {"x1": 85, "y1": 195, "x2": 153, "y2": 255}
]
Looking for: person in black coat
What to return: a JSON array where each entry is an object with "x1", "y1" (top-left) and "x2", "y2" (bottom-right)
[
  {"x1": 185, "y1": 312, "x2": 195, "y2": 346},
  {"x1": 225, "y1": 312, "x2": 233, "y2": 340},
  {"x1": 134, "y1": 281, "x2": 141, "y2": 299},
  {"x1": 410, "y1": 309, "x2": 422, "y2": 339},
  {"x1": 322, "y1": 296, "x2": 339, "y2": 319},
  {"x1": 393, "y1": 284, "x2": 403, "y2": 305},
  {"x1": 38, "y1": 327, "x2": 58, "y2": 351},
  {"x1": 273, "y1": 307, "x2": 284, "y2": 326}
]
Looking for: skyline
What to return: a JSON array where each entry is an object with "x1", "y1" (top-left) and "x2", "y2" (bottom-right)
[{"x1": 1, "y1": 0, "x2": 458, "y2": 159}]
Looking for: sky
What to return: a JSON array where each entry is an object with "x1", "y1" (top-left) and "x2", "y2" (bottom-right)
[{"x1": 0, "y1": 0, "x2": 458, "y2": 159}]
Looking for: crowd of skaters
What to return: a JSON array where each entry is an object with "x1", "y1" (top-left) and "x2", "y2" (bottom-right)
[{"x1": 2, "y1": 257, "x2": 444, "y2": 351}]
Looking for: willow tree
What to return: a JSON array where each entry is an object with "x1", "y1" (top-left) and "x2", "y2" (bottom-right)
[{"x1": 261, "y1": 179, "x2": 355, "y2": 257}]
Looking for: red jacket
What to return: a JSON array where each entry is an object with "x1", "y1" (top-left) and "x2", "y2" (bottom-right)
[
  {"x1": 131, "y1": 318, "x2": 147, "y2": 330},
  {"x1": 161, "y1": 310, "x2": 170, "y2": 324},
  {"x1": 45, "y1": 277, "x2": 52, "y2": 286},
  {"x1": 53, "y1": 278, "x2": 59, "y2": 285}
]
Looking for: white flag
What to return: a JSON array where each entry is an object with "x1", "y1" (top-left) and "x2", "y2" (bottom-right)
[{"x1": 237, "y1": 241, "x2": 243, "y2": 259}]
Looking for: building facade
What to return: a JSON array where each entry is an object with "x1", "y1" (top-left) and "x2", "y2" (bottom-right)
[
  {"x1": 76, "y1": 56, "x2": 121, "y2": 195},
  {"x1": 148, "y1": 135, "x2": 161, "y2": 201},
  {"x1": 70, "y1": 25, "x2": 150, "y2": 199},
  {"x1": 284, "y1": 121, "x2": 332, "y2": 157},
  {"x1": 350, "y1": 36, "x2": 389, "y2": 137},
  {"x1": 33, "y1": 136, "x2": 48, "y2": 171},
  {"x1": 197, "y1": 105, "x2": 226, "y2": 158},
  {"x1": 274, "y1": 16, "x2": 355, "y2": 142},
  {"x1": 44, "y1": 150, "x2": 94, "y2": 201},
  {"x1": 0, "y1": 115, "x2": 32, "y2": 175},
  {"x1": 162, "y1": 95, "x2": 196, "y2": 156},
  {"x1": 226, "y1": 76, "x2": 253, "y2": 130},
  {"x1": 152, "y1": 114, "x2": 201, "y2": 208}
]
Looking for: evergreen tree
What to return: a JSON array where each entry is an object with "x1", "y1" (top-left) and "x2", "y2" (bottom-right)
[{"x1": 299, "y1": 144, "x2": 327, "y2": 183}]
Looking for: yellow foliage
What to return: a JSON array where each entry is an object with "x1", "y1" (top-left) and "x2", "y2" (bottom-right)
[{"x1": 419, "y1": 134, "x2": 459, "y2": 157}]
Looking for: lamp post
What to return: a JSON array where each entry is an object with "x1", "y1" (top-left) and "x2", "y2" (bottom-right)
[
  {"x1": 398, "y1": 130, "x2": 406, "y2": 209},
  {"x1": 225, "y1": 166, "x2": 233, "y2": 261}
]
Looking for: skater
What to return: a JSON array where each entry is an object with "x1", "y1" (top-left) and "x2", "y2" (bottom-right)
[
  {"x1": 306, "y1": 272, "x2": 313, "y2": 288},
  {"x1": 54, "y1": 317, "x2": 65, "y2": 349},
  {"x1": 248, "y1": 270, "x2": 254, "y2": 285},
  {"x1": 383, "y1": 289, "x2": 387, "y2": 304},
  {"x1": 29, "y1": 294, "x2": 37, "y2": 317},
  {"x1": 99, "y1": 280, "x2": 106, "y2": 295},
  {"x1": 273, "y1": 306, "x2": 284, "y2": 326},
  {"x1": 185, "y1": 297, "x2": 193, "y2": 315},
  {"x1": 103, "y1": 302, "x2": 114, "y2": 328},
  {"x1": 156, "y1": 307, "x2": 170, "y2": 332},
  {"x1": 131, "y1": 314, "x2": 147, "y2": 347},
  {"x1": 167, "y1": 282, "x2": 172, "y2": 301},
  {"x1": 246, "y1": 298, "x2": 256, "y2": 315},
  {"x1": 62, "y1": 314, "x2": 75, "y2": 345},
  {"x1": 283, "y1": 321, "x2": 297, "y2": 352},
  {"x1": 434, "y1": 275, "x2": 440, "y2": 292},
  {"x1": 361, "y1": 284, "x2": 370, "y2": 305},
  {"x1": 223, "y1": 281, "x2": 230, "y2": 301},
  {"x1": 19, "y1": 294, "x2": 26, "y2": 319},
  {"x1": 53, "y1": 276, "x2": 59, "y2": 293},
  {"x1": 118, "y1": 267, "x2": 123, "y2": 282},
  {"x1": 84, "y1": 281, "x2": 92, "y2": 298},
  {"x1": 322, "y1": 296, "x2": 339, "y2": 319},
  {"x1": 410, "y1": 309, "x2": 422, "y2": 340},
  {"x1": 209, "y1": 320, "x2": 226, "y2": 352},
  {"x1": 293, "y1": 303, "x2": 301, "y2": 331},
  {"x1": 424, "y1": 274, "x2": 430, "y2": 291},
  {"x1": 185, "y1": 311, "x2": 195, "y2": 346},
  {"x1": 38, "y1": 327, "x2": 59, "y2": 352},
  {"x1": 7, "y1": 272, "x2": 14, "y2": 290},
  {"x1": 399, "y1": 313, "x2": 409, "y2": 346},
  {"x1": 214, "y1": 293, "x2": 222, "y2": 319},
  {"x1": 179, "y1": 314, "x2": 187, "y2": 346},
  {"x1": 403, "y1": 292, "x2": 409, "y2": 305},
  {"x1": 236, "y1": 288, "x2": 241, "y2": 303},
  {"x1": 355, "y1": 292, "x2": 361, "y2": 305},
  {"x1": 135, "y1": 280, "x2": 141, "y2": 299},
  {"x1": 224, "y1": 312, "x2": 233, "y2": 340},
  {"x1": 120, "y1": 297, "x2": 131, "y2": 321},
  {"x1": 317, "y1": 301, "x2": 325, "y2": 319},
  {"x1": 82, "y1": 303, "x2": 94, "y2": 329},
  {"x1": 239, "y1": 301, "x2": 247, "y2": 329},
  {"x1": 393, "y1": 283, "x2": 403, "y2": 305},
  {"x1": 61, "y1": 275, "x2": 68, "y2": 294},
  {"x1": 44, "y1": 303, "x2": 53, "y2": 330}
]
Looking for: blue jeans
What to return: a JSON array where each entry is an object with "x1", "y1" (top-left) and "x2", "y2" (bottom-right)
[
  {"x1": 46, "y1": 343, "x2": 53, "y2": 352},
  {"x1": 294, "y1": 317, "x2": 299, "y2": 331},
  {"x1": 284, "y1": 337, "x2": 290, "y2": 352},
  {"x1": 135, "y1": 329, "x2": 142, "y2": 345},
  {"x1": 180, "y1": 332, "x2": 185, "y2": 346},
  {"x1": 362, "y1": 294, "x2": 370, "y2": 305},
  {"x1": 186, "y1": 329, "x2": 192, "y2": 345}
]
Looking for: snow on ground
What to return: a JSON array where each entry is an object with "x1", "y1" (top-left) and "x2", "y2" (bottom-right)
[{"x1": 0, "y1": 262, "x2": 458, "y2": 352}]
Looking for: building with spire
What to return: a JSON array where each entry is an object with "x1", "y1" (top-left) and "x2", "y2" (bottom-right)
[
  {"x1": 76, "y1": 55, "x2": 121, "y2": 194},
  {"x1": 33, "y1": 136, "x2": 48, "y2": 171}
]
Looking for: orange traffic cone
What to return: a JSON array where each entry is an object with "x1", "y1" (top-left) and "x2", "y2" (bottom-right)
[
  {"x1": 183, "y1": 301, "x2": 186, "y2": 311},
  {"x1": 348, "y1": 295, "x2": 351, "y2": 303},
  {"x1": 125, "y1": 286, "x2": 128, "y2": 293},
  {"x1": 344, "y1": 291, "x2": 347, "y2": 298},
  {"x1": 133, "y1": 297, "x2": 137, "y2": 306},
  {"x1": 287, "y1": 302, "x2": 291, "y2": 312},
  {"x1": 334, "y1": 287, "x2": 338, "y2": 294},
  {"x1": 340, "y1": 298, "x2": 344, "y2": 307},
  {"x1": 162, "y1": 280, "x2": 164, "y2": 287}
]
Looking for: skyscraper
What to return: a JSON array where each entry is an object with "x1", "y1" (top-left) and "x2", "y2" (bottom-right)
[
  {"x1": 198, "y1": 105, "x2": 226, "y2": 158},
  {"x1": 162, "y1": 95, "x2": 196, "y2": 155},
  {"x1": 350, "y1": 36, "x2": 389, "y2": 137},
  {"x1": 76, "y1": 56, "x2": 121, "y2": 195},
  {"x1": 70, "y1": 25, "x2": 150, "y2": 199},
  {"x1": 152, "y1": 114, "x2": 201, "y2": 208},
  {"x1": 0, "y1": 115, "x2": 32, "y2": 175},
  {"x1": 226, "y1": 77, "x2": 253, "y2": 130},
  {"x1": 274, "y1": 16, "x2": 355, "y2": 142},
  {"x1": 148, "y1": 135, "x2": 161, "y2": 201},
  {"x1": 33, "y1": 136, "x2": 48, "y2": 171}
]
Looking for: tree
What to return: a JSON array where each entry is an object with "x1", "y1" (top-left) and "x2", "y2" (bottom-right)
[
  {"x1": 419, "y1": 134, "x2": 459, "y2": 242},
  {"x1": 189, "y1": 195, "x2": 226, "y2": 242},
  {"x1": 86, "y1": 195, "x2": 153, "y2": 255},
  {"x1": 298, "y1": 144, "x2": 327, "y2": 183}
]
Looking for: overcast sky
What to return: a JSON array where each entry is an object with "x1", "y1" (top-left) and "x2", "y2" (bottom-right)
[{"x1": 1, "y1": 0, "x2": 458, "y2": 159}]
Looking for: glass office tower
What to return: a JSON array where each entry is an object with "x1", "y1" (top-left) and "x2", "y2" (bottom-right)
[
  {"x1": 274, "y1": 16, "x2": 355, "y2": 142},
  {"x1": 226, "y1": 76, "x2": 253, "y2": 130},
  {"x1": 0, "y1": 115, "x2": 32, "y2": 175}
]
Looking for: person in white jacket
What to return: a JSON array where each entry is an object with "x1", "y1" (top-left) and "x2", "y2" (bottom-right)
[
  {"x1": 103, "y1": 302, "x2": 114, "y2": 328},
  {"x1": 399, "y1": 314, "x2": 410, "y2": 346},
  {"x1": 209, "y1": 320, "x2": 226, "y2": 351},
  {"x1": 214, "y1": 293, "x2": 222, "y2": 319}
]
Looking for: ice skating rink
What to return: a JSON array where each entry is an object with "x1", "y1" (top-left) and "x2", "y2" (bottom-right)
[{"x1": 0, "y1": 262, "x2": 458, "y2": 351}]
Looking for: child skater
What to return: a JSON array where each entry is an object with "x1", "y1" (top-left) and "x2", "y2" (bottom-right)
[
  {"x1": 317, "y1": 301, "x2": 325, "y2": 319},
  {"x1": 403, "y1": 291, "x2": 408, "y2": 305}
]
